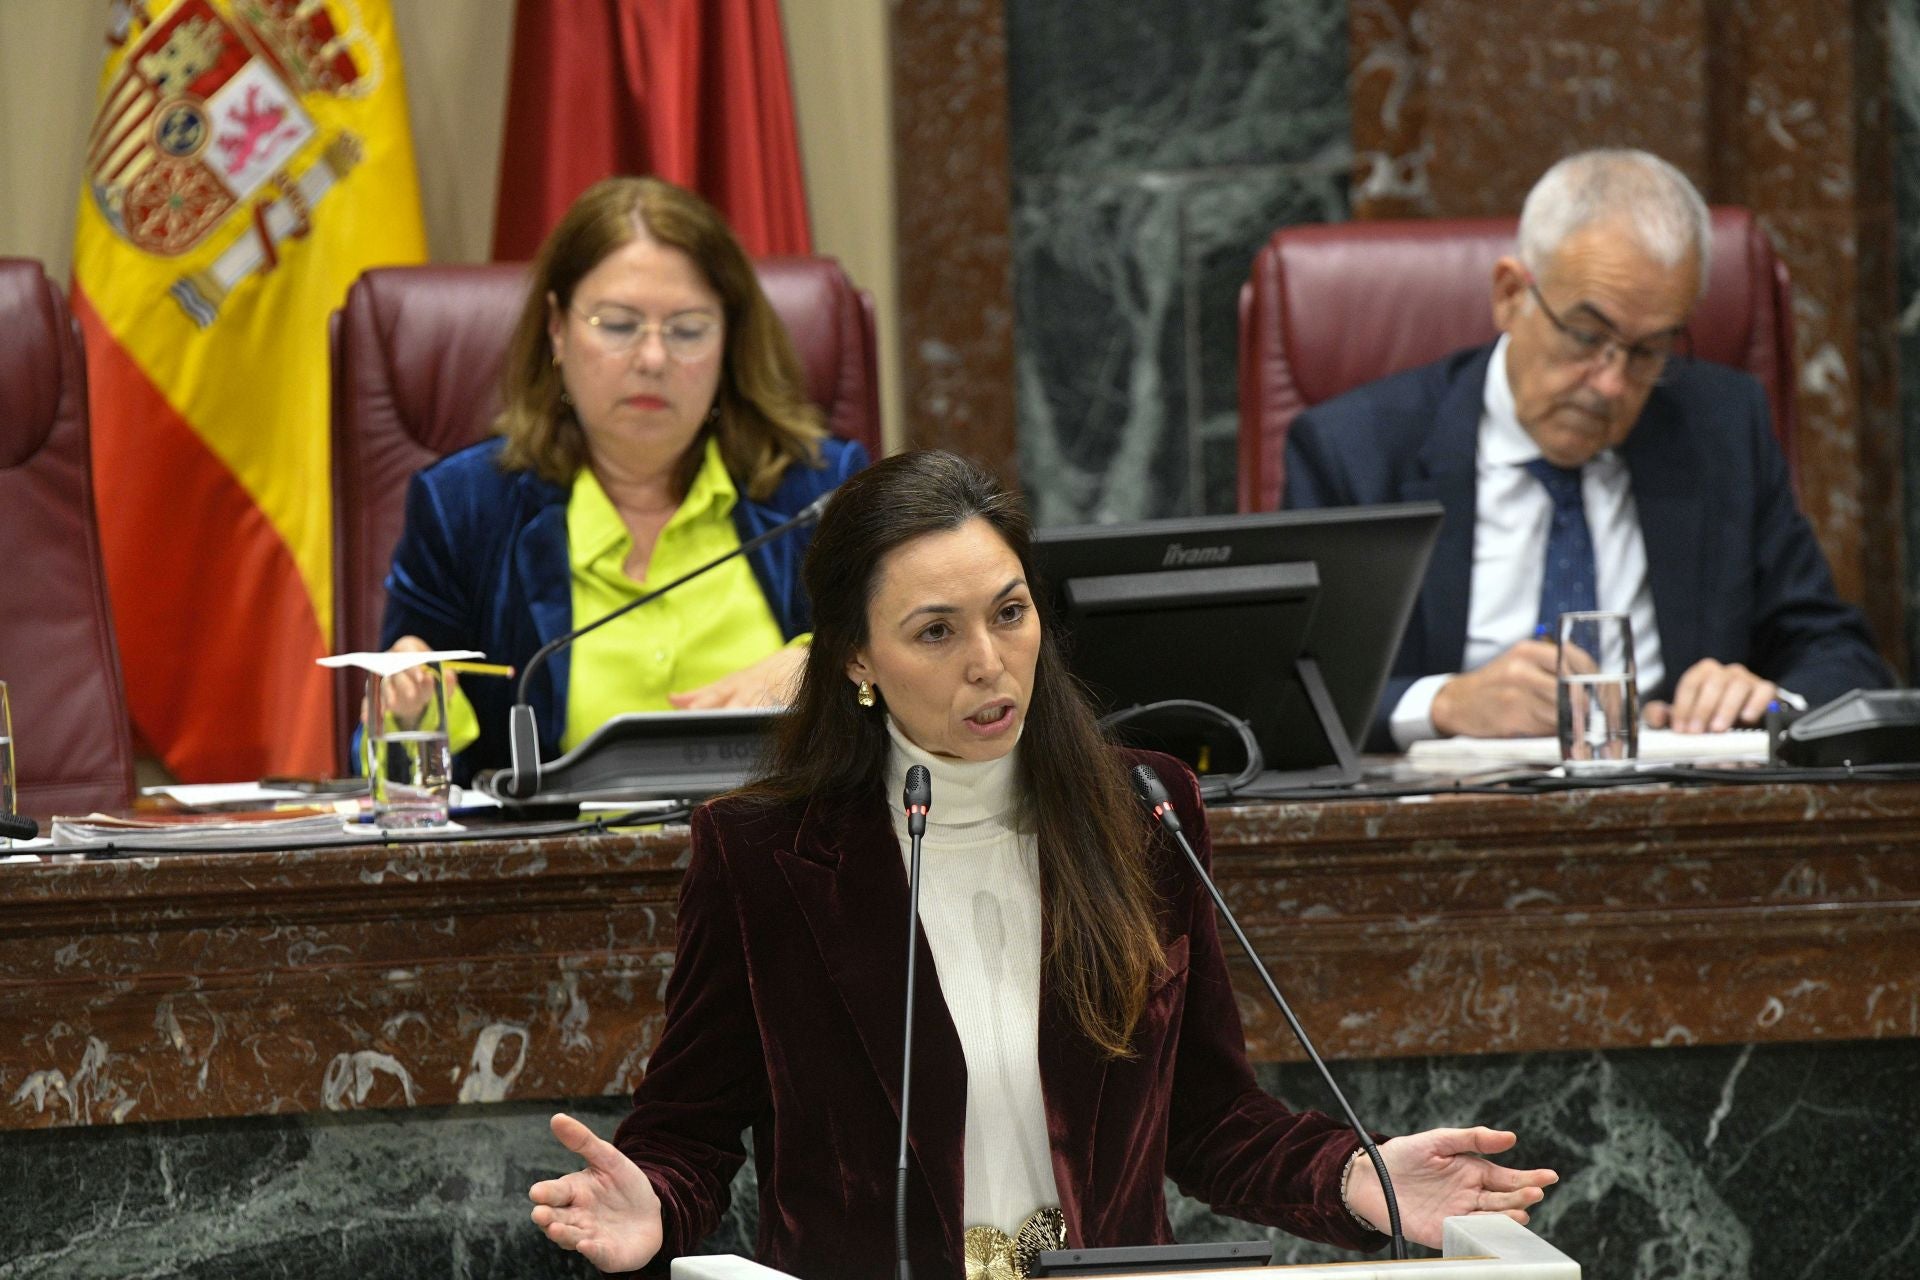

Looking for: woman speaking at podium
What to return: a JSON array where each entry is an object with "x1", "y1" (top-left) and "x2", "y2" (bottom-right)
[
  {"x1": 527, "y1": 451, "x2": 1556, "y2": 1277},
  {"x1": 377, "y1": 176, "x2": 866, "y2": 783}
]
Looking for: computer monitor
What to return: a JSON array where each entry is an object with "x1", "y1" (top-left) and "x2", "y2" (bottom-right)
[{"x1": 1031, "y1": 502, "x2": 1443, "y2": 789}]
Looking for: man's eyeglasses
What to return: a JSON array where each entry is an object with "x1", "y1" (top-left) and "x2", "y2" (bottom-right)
[
  {"x1": 1526, "y1": 279, "x2": 1689, "y2": 385},
  {"x1": 572, "y1": 307, "x2": 723, "y2": 364}
]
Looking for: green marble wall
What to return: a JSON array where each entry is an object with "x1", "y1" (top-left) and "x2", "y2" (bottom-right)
[{"x1": 7, "y1": 1040, "x2": 1915, "y2": 1278}]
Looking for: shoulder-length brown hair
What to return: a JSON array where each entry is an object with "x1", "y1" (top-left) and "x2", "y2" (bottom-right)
[
  {"x1": 743, "y1": 450, "x2": 1166, "y2": 1058},
  {"x1": 495, "y1": 175, "x2": 824, "y2": 500}
]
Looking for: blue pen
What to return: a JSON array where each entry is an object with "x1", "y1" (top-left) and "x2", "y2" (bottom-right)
[{"x1": 352, "y1": 804, "x2": 501, "y2": 824}]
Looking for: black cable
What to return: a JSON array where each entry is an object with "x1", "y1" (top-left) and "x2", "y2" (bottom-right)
[{"x1": 1099, "y1": 699, "x2": 1265, "y2": 801}]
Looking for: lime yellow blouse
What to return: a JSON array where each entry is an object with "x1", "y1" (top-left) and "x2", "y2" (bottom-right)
[{"x1": 442, "y1": 438, "x2": 797, "y2": 756}]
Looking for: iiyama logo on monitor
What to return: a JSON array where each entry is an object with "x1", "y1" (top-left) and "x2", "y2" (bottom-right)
[{"x1": 1161, "y1": 542, "x2": 1233, "y2": 567}]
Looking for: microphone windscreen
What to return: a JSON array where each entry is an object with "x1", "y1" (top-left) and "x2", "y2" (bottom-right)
[
  {"x1": 903, "y1": 764, "x2": 931, "y2": 812},
  {"x1": 1129, "y1": 763, "x2": 1170, "y2": 808},
  {"x1": 1, "y1": 813, "x2": 40, "y2": 841}
]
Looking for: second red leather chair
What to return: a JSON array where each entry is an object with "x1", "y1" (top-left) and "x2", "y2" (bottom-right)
[{"x1": 1236, "y1": 207, "x2": 1798, "y2": 513}]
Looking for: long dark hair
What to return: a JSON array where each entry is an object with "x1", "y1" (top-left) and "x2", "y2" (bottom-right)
[{"x1": 745, "y1": 450, "x2": 1165, "y2": 1058}]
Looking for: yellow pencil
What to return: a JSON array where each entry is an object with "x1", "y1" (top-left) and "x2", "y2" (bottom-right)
[{"x1": 444, "y1": 660, "x2": 515, "y2": 678}]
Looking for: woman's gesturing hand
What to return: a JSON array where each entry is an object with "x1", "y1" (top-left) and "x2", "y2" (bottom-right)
[
  {"x1": 529, "y1": 1112, "x2": 666, "y2": 1272},
  {"x1": 1344, "y1": 1126, "x2": 1558, "y2": 1250}
]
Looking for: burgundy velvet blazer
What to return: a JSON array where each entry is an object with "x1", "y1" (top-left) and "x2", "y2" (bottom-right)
[{"x1": 613, "y1": 750, "x2": 1388, "y2": 1279}]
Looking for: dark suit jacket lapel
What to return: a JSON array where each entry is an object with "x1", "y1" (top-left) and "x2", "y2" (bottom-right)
[
  {"x1": 733, "y1": 496, "x2": 805, "y2": 638},
  {"x1": 773, "y1": 789, "x2": 969, "y2": 1258},
  {"x1": 1405, "y1": 347, "x2": 1491, "y2": 670},
  {"x1": 1622, "y1": 388, "x2": 1706, "y2": 699},
  {"x1": 511, "y1": 474, "x2": 572, "y2": 756}
]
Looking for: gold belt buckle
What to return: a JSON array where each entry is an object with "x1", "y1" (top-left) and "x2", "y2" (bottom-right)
[{"x1": 964, "y1": 1206, "x2": 1066, "y2": 1280}]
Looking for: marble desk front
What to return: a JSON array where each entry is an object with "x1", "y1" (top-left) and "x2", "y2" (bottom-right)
[{"x1": 3, "y1": 779, "x2": 1916, "y2": 1131}]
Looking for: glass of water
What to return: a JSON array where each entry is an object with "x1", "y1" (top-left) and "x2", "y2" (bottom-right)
[
  {"x1": 362, "y1": 662, "x2": 451, "y2": 828},
  {"x1": 1, "y1": 680, "x2": 15, "y2": 844},
  {"x1": 1557, "y1": 611, "x2": 1638, "y2": 771}
]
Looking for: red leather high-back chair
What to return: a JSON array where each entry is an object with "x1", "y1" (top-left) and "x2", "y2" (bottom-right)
[
  {"x1": 1236, "y1": 206, "x2": 1798, "y2": 513},
  {"x1": 0, "y1": 258, "x2": 134, "y2": 818},
  {"x1": 328, "y1": 257, "x2": 883, "y2": 770}
]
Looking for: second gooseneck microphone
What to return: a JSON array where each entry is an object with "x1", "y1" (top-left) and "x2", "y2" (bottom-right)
[
  {"x1": 895, "y1": 764, "x2": 932, "y2": 1280},
  {"x1": 1129, "y1": 763, "x2": 1409, "y2": 1261},
  {"x1": 499, "y1": 487, "x2": 837, "y2": 799}
]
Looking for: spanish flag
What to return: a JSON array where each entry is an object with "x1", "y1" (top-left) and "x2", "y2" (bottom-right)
[{"x1": 72, "y1": 0, "x2": 426, "y2": 781}]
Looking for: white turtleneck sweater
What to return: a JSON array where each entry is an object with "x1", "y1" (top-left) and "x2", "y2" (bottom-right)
[{"x1": 885, "y1": 719, "x2": 1059, "y2": 1233}]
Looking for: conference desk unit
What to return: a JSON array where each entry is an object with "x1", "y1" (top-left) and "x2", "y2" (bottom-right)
[{"x1": 2, "y1": 774, "x2": 1916, "y2": 1277}]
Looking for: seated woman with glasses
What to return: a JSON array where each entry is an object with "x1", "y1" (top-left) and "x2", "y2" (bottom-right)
[{"x1": 378, "y1": 176, "x2": 866, "y2": 783}]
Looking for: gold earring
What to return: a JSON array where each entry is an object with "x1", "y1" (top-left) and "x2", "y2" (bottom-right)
[{"x1": 857, "y1": 680, "x2": 875, "y2": 708}]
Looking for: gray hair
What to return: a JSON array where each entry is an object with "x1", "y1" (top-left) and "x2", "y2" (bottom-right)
[{"x1": 1517, "y1": 150, "x2": 1711, "y2": 292}]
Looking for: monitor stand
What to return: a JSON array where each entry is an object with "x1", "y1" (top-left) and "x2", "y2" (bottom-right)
[{"x1": 1242, "y1": 655, "x2": 1360, "y2": 793}]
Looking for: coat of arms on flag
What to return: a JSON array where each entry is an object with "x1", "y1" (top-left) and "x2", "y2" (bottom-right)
[{"x1": 86, "y1": 0, "x2": 378, "y2": 325}]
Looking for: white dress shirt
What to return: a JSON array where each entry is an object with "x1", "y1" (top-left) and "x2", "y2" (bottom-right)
[
  {"x1": 885, "y1": 719, "x2": 1059, "y2": 1233},
  {"x1": 1391, "y1": 336, "x2": 1665, "y2": 746}
]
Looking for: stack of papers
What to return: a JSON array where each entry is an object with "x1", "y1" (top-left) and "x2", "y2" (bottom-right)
[
  {"x1": 1407, "y1": 727, "x2": 1770, "y2": 769},
  {"x1": 50, "y1": 808, "x2": 353, "y2": 848}
]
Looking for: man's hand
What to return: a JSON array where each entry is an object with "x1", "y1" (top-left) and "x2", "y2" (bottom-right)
[
  {"x1": 668, "y1": 645, "x2": 806, "y2": 710},
  {"x1": 1644, "y1": 658, "x2": 1775, "y2": 733},
  {"x1": 1430, "y1": 640, "x2": 1560, "y2": 738}
]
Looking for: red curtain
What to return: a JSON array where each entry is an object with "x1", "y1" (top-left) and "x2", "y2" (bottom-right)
[{"x1": 492, "y1": 0, "x2": 813, "y2": 260}]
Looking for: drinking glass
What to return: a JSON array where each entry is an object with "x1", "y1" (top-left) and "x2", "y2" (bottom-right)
[
  {"x1": 362, "y1": 662, "x2": 451, "y2": 828},
  {"x1": 1, "y1": 681, "x2": 15, "y2": 845},
  {"x1": 1557, "y1": 611, "x2": 1638, "y2": 771}
]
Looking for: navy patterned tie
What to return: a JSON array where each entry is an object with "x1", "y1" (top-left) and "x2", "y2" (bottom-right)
[{"x1": 1524, "y1": 458, "x2": 1598, "y2": 633}]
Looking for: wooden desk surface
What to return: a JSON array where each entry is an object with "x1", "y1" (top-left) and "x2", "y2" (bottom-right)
[{"x1": 4, "y1": 779, "x2": 1917, "y2": 1130}]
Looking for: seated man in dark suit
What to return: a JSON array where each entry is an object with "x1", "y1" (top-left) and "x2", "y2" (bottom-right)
[{"x1": 1285, "y1": 149, "x2": 1889, "y2": 749}]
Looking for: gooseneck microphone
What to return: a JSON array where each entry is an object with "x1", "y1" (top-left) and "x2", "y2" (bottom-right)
[
  {"x1": 498, "y1": 487, "x2": 837, "y2": 798},
  {"x1": 1129, "y1": 763, "x2": 1408, "y2": 1261},
  {"x1": 1, "y1": 814, "x2": 39, "y2": 842},
  {"x1": 895, "y1": 764, "x2": 931, "y2": 1280}
]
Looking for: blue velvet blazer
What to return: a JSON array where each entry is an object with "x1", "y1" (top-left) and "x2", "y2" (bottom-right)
[
  {"x1": 614, "y1": 751, "x2": 1386, "y2": 1279},
  {"x1": 379, "y1": 436, "x2": 867, "y2": 783}
]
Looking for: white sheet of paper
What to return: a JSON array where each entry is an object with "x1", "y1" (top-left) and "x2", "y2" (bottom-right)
[
  {"x1": 143, "y1": 782, "x2": 315, "y2": 806},
  {"x1": 1408, "y1": 727, "x2": 1770, "y2": 768},
  {"x1": 317, "y1": 649, "x2": 484, "y2": 677}
]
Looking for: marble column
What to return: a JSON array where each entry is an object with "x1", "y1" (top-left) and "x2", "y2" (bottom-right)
[
  {"x1": 1893, "y1": 0, "x2": 1920, "y2": 663},
  {"x1": 890, "y1": 0, "x2": 1020, "y2": 485}
]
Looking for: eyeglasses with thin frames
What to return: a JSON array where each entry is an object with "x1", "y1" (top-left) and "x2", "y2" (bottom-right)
[
  {"x1": 571, "y1": 306, "x2": 723, "y2": 364},
  {"x1": 1525, "y1": 277, "x2": 1690, "y2": 386}
]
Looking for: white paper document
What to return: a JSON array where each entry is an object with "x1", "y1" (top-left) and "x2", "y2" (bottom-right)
[
  {"x1": 1408, "y1": 727, "x2": 1770, "y2": 768},
  {"x1": 316, "y1": 649, "x2": 484, "y2": 677}
]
